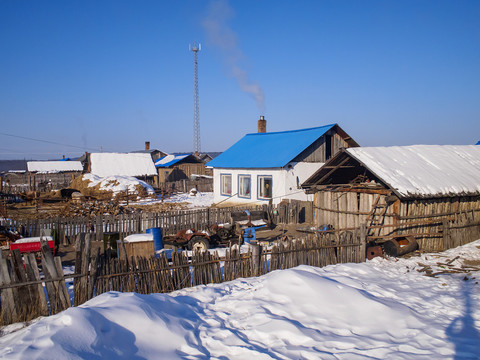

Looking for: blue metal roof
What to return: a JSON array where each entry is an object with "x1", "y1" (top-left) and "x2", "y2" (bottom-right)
[
  {"x1": 207, "y1": 124, "x2": 336, "y2": 168},
  {"x1": 155, "y1": 154, "x2": 190, "y2": 168}
]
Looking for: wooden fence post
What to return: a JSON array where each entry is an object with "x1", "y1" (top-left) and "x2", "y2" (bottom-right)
[
  {"x1": 24, "y1": 253, "x2": 49, "y2": 316},
  {"x1": 0, "y1": 250, "x2": 17, "y2": 324},
  {"x1": 442, "y1": 220, "x2": 450, "y2": 251},
  {"x1": 251, "y1": 243, "x2": 262, "y2": 277},
  {"x1": 41, "y1": 240, "x2": 69, "y2": 313},
  {"x1": 359, "y1": 223, "x2": 367, "y2": 262}
]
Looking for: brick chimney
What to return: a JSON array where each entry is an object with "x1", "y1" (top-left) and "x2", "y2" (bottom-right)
[
  {"x1": 145, "y1": 141, "x2": 150, "y2": 151},
  {"x1": 258, "y1": 115, "x2": 266, "y2": 133}
]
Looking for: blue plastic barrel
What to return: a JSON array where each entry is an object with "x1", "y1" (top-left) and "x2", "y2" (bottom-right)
[
  {"x1": 146, "y1": 227, "x2": 163, "y2": 252},
  {"x1": 243, "y1": 227, "x2": 256, "y2": 243}
]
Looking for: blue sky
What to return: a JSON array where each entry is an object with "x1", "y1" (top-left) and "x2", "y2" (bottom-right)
[{"x1": 0, "y1": 0, "x2": 479, "y2": 160}]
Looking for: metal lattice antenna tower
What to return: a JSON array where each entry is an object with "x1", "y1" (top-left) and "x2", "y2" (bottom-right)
[{"x1": 190, "y1": 42, "x2": 201, "y2": 153}]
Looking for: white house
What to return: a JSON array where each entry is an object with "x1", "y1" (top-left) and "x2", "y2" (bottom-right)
[{"x1": 207, "y1": 118, "x2": 359, "y2": 206}]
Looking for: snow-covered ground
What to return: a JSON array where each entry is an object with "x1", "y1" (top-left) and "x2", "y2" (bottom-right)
[
  {"x1": 1, "y1": 240, "x2": 479, "y2": 359},
  {"x1": 132, "y1": 190, "x2": 214, "y2": 209}
]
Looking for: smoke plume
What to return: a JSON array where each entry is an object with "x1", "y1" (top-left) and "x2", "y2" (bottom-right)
[{"x1": 202, "y1": 0, "x2": 265, "y2": 112}]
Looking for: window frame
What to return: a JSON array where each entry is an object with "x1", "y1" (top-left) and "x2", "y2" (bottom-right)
[
  {"x1": 257, "y1": 175, "x2": 273, "y2": 200},
  {"x1": 237, "y1": 174, "x2": 251, "y2": 199},
  {"x1": 220, "y1": 173, "x2": 232, "y2": 196}
]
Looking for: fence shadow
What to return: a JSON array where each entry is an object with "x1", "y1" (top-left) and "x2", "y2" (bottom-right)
[{"x1": 445, "y1": 280, "x2": 480, "y2": 359}]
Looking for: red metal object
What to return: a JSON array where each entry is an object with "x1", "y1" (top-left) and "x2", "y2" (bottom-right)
[
  {"x1": 10, "y1": 240, "x2": 55, "y2": 255},
  {"x1": 366, "y1": 245, "x2": 383, "y2": 260}
]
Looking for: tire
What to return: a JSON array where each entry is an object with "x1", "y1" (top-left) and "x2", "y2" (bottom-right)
[
  {"x1": 217, "y1": 228, "x2": 230, "y2": 240},
  {"x1": 188, "y1": 236, "x2": 210, "y2": 252}
]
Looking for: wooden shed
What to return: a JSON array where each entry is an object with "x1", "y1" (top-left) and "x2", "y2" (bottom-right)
[
  {"x1": 117, "y1": 234, "x2": 155, "y2": 259},
  {"x1": 155, "y1": 154, "x2": 211, "y2": 183},
  {"x1": 302, "y1": 145, "x2": 480, "y2": 252},
  {"x1": 26, "y1": 160, "x2": 84, "y2": 191}
]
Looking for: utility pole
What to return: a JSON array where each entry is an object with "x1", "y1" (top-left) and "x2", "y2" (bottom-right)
[{"x1": 190, "y1": 42, "x2": 201, "y2": 154}]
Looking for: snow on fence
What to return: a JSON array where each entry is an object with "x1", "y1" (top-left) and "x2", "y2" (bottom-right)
[{"x1": 0, "y1": 230, "x2": 365, "y2": 326}]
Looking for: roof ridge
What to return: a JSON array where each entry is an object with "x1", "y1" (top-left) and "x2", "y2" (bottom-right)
[{"x1": 245, "y1": 123, "x2": 336, "y2": 136}]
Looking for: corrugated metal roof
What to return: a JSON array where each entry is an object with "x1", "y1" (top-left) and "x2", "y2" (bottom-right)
[
  {"x1": 27, "y1": 161, "x2": 83, "y2": 173},
  {"x1": 346, "y1": 145, "x2": 480, "y2": 198},
  {"x1": 155, "y1": 154, "x2": 190, "y2": 168},
  {"x1": 207, "y1": 124, "x2": 336, "y2": 169}
]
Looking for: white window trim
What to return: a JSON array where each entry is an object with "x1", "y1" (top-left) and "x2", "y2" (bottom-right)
[
  {"x1": 220, "y1": 173, "x2": 232, "y2": 196},
  {"x1": 257, "y1": 175, "x2": 273, "y2": 200},
  {"x1": 238, "y1": 174, "x2": 251, "y2": 199}
]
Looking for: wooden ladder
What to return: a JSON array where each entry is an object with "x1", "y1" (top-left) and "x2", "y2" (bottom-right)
[{"x1": 366, "y1": 195, "x2": 389, "y2": 237}]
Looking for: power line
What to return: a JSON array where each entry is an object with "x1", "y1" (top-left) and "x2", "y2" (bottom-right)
[{"x1": 0, "y1": 132, "x2": 102, "y2": 152}]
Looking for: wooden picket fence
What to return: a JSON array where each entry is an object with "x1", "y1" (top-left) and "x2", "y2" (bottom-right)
[
  {"x1": 0, "y1": 201, "x2": 315, "y2": 248},
  {"x1": 0, "y1": 230, "x2": 365, "y2": 326},
  {"x1": 0, "y1": 205, "x2": 268, "y2": 246},
  {"x1": 0, "y1": 240, "x2": 70, "y2": 326}
]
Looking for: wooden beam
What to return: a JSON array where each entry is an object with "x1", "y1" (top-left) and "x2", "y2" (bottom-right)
[
  {"x1": 315, "y1": 157, "x2": 351, "y2": 184},
  {"x1": 321, "y1": 165, "x2": 356, "y2": 169},
  {"x1": 313, "y1": 185, "x2": 389, "y2": 195}
]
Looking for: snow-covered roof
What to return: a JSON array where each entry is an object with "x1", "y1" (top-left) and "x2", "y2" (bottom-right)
[
  {"x1": 90, "y1": 153, "x2": 157, "y2": 177},
  {"x1": 155, "y1": 154, "x2": 190, "y2": 168},
  {"x1": 27, "y1": 161, "x2": 83, "y2": 173},
  {"x1": 121, "y1": 233, "x2": 154, "y2": 243},
  {"x1": 346, "y1": 145, "x2": 480, "y2": 198}
]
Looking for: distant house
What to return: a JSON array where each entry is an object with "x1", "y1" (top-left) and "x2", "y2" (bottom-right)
[
  {"x1": 0, "y1": 160, "x2": 29, "y2": 192},
  {"x1": 155, "y1": 154, "x2": 209, "y2": 182},
  {"x1": 302, "y1": 145, "x2": 480, "y2": 252},
  {"x1": 130, "y1": 141, "x2": 168, "y2": 162},
  {"x1": 0, "y1": 160, "x2": 27, "y2": 174},
  {"x1": 196, "y1": 152, "x2": 222, "y2": 164},
  {"x1": 26, "y1": 160, "x2": 84, "y2": 191},
  {"x1": 207, "y1": 118, "x2": 359, "y2": 205},
  {"x1": 88, "y1": 152, "x2": 158, "y2": 185}
]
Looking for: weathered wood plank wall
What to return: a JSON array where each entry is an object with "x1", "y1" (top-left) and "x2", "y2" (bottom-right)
[{"x1": 314, "y1": 191, "x2": 480, "y2": 251}]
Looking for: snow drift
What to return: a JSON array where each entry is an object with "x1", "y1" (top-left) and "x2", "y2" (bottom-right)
[{"x1": 1, "y1": 239, "x2": 480, "y2": 359}]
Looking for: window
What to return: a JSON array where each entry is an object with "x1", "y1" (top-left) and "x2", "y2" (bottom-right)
[
  {"x1": 220, "y1": 174, "x2": 232, "y2": 196},
  {"x1": 238, "y1": 175, "x2": 251, "y2": 198},
  {"x1": 258, "y1": 176, "x2": 272, "y2": 199}
]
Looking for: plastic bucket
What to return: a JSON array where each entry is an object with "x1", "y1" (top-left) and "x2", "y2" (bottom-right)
[{"x1": 146, "y1": 227, "x2": 163, "y2": 252}]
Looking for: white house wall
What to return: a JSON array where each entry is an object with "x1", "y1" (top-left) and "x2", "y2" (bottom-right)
[
  {"x1": 282, "y1": 162, "x2": 324, "y2": 201},
  {"x1": 213, "y1": 162, "x2": 320, "y2": 205}
]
